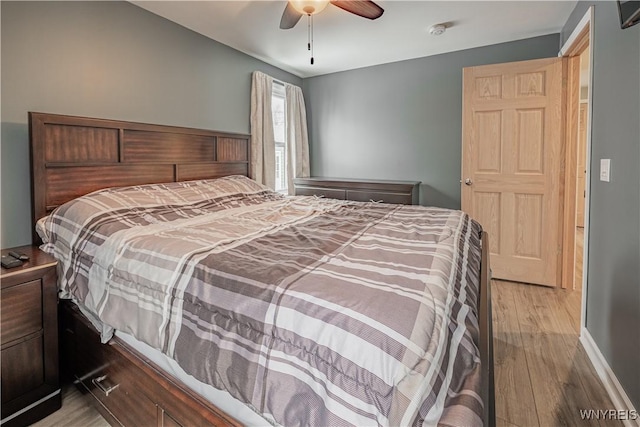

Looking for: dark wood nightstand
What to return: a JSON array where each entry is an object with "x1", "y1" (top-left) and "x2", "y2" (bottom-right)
[{"x1": 1, "y1": 245, "x2": 61, "y2": 426}]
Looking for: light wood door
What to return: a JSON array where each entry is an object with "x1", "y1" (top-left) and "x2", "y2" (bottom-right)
[
  {"x1": 462, "y1": 58, "x2": 565, "y2": 287},
  {"x1": 576, "y1": 102, "x2": 588, "y2": 227}
]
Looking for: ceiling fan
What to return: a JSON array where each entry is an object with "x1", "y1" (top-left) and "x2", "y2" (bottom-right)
[{"x1": 279, "y1": 0, "x2": 384, "y2": 30}]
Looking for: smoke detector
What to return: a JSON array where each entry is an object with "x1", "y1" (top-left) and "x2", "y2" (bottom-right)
[{"x1": 429, "y1": 24, "x2": 447, "y2": 36}]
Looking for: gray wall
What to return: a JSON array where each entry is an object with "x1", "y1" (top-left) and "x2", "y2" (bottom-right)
[
  {"x1": 1, "y1": 1, "x2": 302, "y2": 248},
  {"x1": 561, "y1": 1, "x2": 640, "y2": 409},
  {"x1": 302, "y1": 34, "x2": 559, "y2": 209}
]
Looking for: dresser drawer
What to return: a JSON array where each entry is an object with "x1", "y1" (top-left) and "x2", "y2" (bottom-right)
[
  {"x1": 347, "y1": 190, "x2": 413, "y2": 205},
  {"x1": 1, "y1": 279, "x2": 43, "y2": 345},
  {"x1": 295, "y1": 186, "x2": 346, "y2": 200},
  {"x1": 293, "y1": 178, "x2": 420, "y2": 205}
]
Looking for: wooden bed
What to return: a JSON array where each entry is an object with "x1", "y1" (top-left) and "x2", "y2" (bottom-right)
[{"x1": 29, "y1": 112, "x2": 494, "y2": 426}]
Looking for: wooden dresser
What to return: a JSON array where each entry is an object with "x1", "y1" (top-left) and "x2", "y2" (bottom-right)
[
  {"x1": 1, "y1": 245, "x2": 60, "y2": 427},
  {"x1": 293, "y1": 177, "x2": 420, "y2": 205}
]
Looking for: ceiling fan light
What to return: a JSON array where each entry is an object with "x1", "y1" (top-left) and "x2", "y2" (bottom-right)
[{"x1": 290, "y1": 0, "x2": 330, "y2": 15}]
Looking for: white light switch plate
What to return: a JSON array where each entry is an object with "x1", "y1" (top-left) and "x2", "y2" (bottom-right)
[{"x1": 600, "y1": 159, "x2": 611, "y2": 182}]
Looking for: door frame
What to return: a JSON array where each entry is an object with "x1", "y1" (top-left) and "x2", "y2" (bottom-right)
[{"x1": 559, "y1": 6, "x2": 594, "y2": 330}]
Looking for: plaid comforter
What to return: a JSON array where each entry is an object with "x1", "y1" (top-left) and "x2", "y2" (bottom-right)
[{"x1": 39, "y1": 175, "x2": 484, "y2": 426}]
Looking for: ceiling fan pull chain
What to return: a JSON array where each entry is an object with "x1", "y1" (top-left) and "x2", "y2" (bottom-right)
[
  {"x1": 307, "y1": 15, "x2": 311, "y2": 51},
  {"x1": 302, "y1": 10, "x2": 316, "y2": 65},
  {"x1": 310, "y1": 14, "x2": 314, "y2": 65}
]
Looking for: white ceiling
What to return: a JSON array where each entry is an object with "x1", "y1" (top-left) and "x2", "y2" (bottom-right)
[{"x1": 132, "y1": 1, "x2": 577, "y2": 78}]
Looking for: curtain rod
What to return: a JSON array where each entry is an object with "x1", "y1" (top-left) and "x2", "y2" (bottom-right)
[{"x1": 255, "y1": 71, "x2": 290, "y2": 88}]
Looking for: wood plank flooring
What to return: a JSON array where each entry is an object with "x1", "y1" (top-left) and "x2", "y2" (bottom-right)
[
  {"x1": 32, "y1": 280, "x2": 617, "y2": 427},
  {"x1": 30, "y1": 384, "x2": 108, "y2": 427},
  {"x1": 494, "y1": 279, "x2": 620, "y2": 427}
]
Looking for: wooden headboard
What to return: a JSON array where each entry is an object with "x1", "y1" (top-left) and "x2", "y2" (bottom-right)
[{"x1": 30, "y1": 112, "x2": 250, "y2": 243}]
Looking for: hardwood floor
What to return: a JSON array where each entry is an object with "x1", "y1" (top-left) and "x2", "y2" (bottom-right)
[
  {"x1": 32, "y1": 280, "x2": 616, "y2": 427},
  {"x1": 30, "y1": 384, "x2": 108, "y2": 427},
  {"x1": 494, "y1": 279, "x2": 621, "y2": 427}
]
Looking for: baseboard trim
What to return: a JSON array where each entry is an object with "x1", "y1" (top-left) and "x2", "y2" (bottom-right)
[{"x1": 580, "y1": 328, "x2": 640, "y2": 427}]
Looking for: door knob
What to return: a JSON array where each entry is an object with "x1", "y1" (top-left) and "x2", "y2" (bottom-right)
[{"x1": 464, "y1": 178, "x2": 473, "y2": 186}]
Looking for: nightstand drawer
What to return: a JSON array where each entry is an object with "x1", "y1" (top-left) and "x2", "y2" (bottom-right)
[
  {"x1": 1, "y1": 279, "x2": 43, "y2": 345},
  {"x1": 1, "y1": 335, "x2": 44, "y2": 403}
]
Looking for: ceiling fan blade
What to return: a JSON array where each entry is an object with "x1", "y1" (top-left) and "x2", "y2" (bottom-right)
[
  {"x1": 330, "y1": 0, "x2": 384, "y2": 20},
  {"x1": 280, "y1": 2, "x2": 303, "y2": 29}
]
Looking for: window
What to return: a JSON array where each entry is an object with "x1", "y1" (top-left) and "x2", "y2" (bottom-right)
[{"x1": 272, "y1": 83, "x2": 287, "y2": 193}]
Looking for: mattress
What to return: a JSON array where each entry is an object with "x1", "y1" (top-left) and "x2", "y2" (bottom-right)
[{"x1": 38, "y1": 175, "x2": 484, "y2": 426}]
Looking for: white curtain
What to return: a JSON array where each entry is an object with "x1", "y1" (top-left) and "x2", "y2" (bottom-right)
[
  {"x1": 250, "y1": 70, "x2": 310, "y2": 194},
  {"x1": 285, "y1": 84, "x2": 311, "y2": 195},
  {"x1": 250, "y1": 71, "x2": 275, "y2": 188}
]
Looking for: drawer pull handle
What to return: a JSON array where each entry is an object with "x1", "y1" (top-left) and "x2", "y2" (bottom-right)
[{"x1": 92, "y1": 375, "x2": 119, "y2": 396}]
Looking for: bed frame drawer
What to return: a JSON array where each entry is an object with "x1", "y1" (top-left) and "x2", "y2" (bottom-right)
[
  {"x1": 71, "y1": 318, "x2": 157, "y2": 426},
  {"x1": 79, "y1": 364, "x2": 157, "y2": 427},
  {"x1": 60, "y1": 301, "x2": 240, "y2": 427}
]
